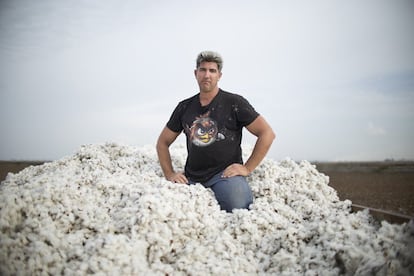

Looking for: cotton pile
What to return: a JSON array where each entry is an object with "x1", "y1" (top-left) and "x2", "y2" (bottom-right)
[{"x1": 0, "y1": 143, "x2": 413, "y2": 275}]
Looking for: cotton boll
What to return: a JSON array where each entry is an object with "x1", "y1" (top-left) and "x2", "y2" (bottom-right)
[{"x1": 0, "y1": 142, "x2": 413, "y2": 275}]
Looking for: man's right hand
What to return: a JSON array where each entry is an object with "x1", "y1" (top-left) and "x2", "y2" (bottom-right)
[
  {"x1": 167, "y1": 172, "x2": 189, "y2": 184},
  {"x1": 157, "y1": 127, "x2": 189, "y2": 184}
]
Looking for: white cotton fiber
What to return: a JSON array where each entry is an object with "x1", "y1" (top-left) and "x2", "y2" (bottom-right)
[{"x1": 0, "y1": 143, "x2": 413, "y2": 275}]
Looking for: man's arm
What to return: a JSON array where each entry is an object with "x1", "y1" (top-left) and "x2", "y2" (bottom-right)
[
  {"x1": 156, "y1": 126, "x2": 189, "y2": 184},
  {"x1": 222, "y1": 115, "x2": 275, "y2": 177}
]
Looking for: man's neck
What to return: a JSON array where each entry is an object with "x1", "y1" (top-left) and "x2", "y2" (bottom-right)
[{"x1": 199, "y1": 87, "x2": 219, "y2": 106}]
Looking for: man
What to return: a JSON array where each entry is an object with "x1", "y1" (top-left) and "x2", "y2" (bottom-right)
[{"x1": 156, "y1": 51, "x2": 275, "y2": 212}]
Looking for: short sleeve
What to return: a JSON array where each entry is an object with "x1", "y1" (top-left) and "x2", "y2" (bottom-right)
[
  {"x1": 235, "y1": 95, "x2": 260, "y2": 127},
  {"x1": 166, "y1": 102, "x2": 185, "y2": 133}
]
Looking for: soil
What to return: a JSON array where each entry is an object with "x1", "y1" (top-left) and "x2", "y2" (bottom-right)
[
  {"x1": 1, "y1": 160, "x2": 413, "y2": 218},
  {"x1": 315, "y1": 161, "x2": 414, "y2": 217}
]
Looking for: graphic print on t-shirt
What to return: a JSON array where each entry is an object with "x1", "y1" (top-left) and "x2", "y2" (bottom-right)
[{"x1": 186, "y1": 111, "x2": 225, "y2": 147}]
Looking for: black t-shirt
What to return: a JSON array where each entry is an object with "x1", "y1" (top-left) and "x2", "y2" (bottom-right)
[{"x1": 166, "y1": 89, "x2": 259, "y2": 183}]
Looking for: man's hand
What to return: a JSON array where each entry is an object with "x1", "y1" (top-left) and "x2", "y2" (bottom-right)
[
  {"x1": 167, "y1": 172, "x2": 189, "y2": 184},
  {"x1": 222, "y1": 163, "x2": 250, "y2": 178}
]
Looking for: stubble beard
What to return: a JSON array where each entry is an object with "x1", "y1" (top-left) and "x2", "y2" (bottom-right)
[{"x1": 199, "y1": 81, "x2": 216, "y2": 94}]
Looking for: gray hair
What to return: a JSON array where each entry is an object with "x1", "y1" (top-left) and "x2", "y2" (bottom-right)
[{"x1": 196, "y1": 51, "x2": 223, "y2": 72}]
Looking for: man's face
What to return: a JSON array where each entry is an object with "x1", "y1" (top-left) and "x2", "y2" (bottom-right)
[{"x1": 194, "y1": 61, "x2": 222, "y2": 93}]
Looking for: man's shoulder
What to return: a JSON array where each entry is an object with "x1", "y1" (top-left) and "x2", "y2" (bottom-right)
[
  {"x1": 174, "y1": 94, "x2": 198, "y2": 111},
  {"x1": 179, "y1": 93, "x2": 199, "y2": 105},
  {"x1": 219, "y1": 89, "x2": 247, "y2": 102},
  {"x1": 219, "y1": 89, "x2": 241, "y2": 98}
]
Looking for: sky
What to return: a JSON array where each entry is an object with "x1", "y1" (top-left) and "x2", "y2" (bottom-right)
[{"x1": 0, "y1": 0, "x2": 413, "y2": 161}]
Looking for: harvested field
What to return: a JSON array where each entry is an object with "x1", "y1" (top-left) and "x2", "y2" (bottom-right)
[
  {"x1": 315, "y1": 161, "x2": 414, "y2": 218},
  {"x1": 1, "y1": 160, "x2": 413, "y2": 218},
  {"x1": 0, "y1": 161, "x2": 46, "y2": 182}
]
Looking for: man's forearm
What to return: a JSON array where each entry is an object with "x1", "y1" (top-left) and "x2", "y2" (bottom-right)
[
  {"x1": 244, "y1": 130, "x2": 275, "y2": 173},
  {"x1": 156, "y1": 143, "x2": 175, "y2": 179}
]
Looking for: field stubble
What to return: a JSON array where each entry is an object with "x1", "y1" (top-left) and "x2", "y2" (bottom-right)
[{"x1": 315, "y1": 161, "x2": 414, "y2": 217}]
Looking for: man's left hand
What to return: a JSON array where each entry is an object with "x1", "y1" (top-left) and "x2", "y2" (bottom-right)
[{"x1": 222, "y1": 163, "x2": 250, "y2": 178}]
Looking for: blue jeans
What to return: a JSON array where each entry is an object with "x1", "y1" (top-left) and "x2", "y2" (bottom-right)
[{"x1": 189, "y1": 171, "x2": 253, "y2": 212}]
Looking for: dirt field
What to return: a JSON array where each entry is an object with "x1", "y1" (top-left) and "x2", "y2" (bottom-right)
[
  {"x1": 0, "y1": 161, "x2": 46, "y2": 182},
  {"x1": 1, "y1": 160, "x2": 413, "y2": 218},
  {"x1": 315, "y1": 161, "x2": 414, "y2": 218}
]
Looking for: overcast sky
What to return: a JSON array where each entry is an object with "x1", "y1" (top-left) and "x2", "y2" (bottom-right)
[{"x1": 1, "y1": 0, "x2": 413, "y2": 161}]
